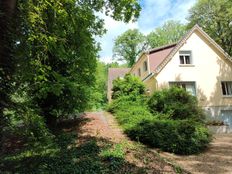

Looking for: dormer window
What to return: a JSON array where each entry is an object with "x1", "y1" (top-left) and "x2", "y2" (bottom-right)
[
  {"x1": 143, "y1": 61, "x2": 148, "y2": 72},
  {"x1": 179, "y1": 51, "x2": 192, "y2": 64}
]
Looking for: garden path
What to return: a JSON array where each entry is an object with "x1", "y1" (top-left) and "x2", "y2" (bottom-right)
[
  {"x1": 79, "y1": 112, "x2": 232, "y2": 174},
  {"x1": 77, "y1": 111, "x2": 182, "y2": 174}
]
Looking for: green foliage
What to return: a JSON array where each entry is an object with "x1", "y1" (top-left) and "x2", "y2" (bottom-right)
[
  {"x1": 112, "y1": 74, "x2": 146, "y2": 100},
  {"x1": 108, "y1": 96, "x2": 154, "y2": 129},
  {"x1": 128, "y1": 119, "x2": 211, "y2": 155},
  {"x1": 147, "y1": 20, "x2": 187, "y2": 48},
  {"x1": 0, "y1": 128, "x2": 146, "y2": 173},
  {"x1": 113, "y1": 29, "x2": 148, "y2": 67},
  {"x1": 15, "y1": 0, "x2": 140, "y2": 122},
  {"x1": 148, "y1": 87, "x2": 206, "y2": 122},
  {"x1": 17, "y1": 0, "x2": 103, "y2": 124},
  {"x1": 1, "y1": 0, "x2": 141, "y2": 154},
  {"x1": 100, "y1": 143, "x2": 125, "y2": 160},
  {"x1": 3, "y1": 87, "x2": 52, "y2": 143},
  {"x1": 88, "y1": 61, "x2": 108, "y2": 110},
  {"x1": 187, "y1": 0, "x2": 232, "y2": 56},
  {"x1": 112, "y1": 20, "x2": 187, "y2": 67},
  {"x1": 109, "y1": 82, "x2": 211, "y2": 154}
]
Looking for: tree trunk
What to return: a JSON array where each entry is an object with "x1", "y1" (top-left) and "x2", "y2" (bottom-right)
[{"x1": 0, "y1": 0, "x2": 17, "y2": 153}]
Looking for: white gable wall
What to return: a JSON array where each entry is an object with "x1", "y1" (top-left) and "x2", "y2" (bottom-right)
[{"x1": 155, "y1": 30, "x2": 232, "y2": 120}]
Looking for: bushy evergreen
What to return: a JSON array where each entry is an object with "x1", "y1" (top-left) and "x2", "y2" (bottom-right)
[{"x1": 109, "y1": 79, "x2": 211, "y2": 154}]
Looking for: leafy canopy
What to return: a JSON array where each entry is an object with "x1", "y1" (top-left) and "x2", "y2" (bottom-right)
[
  {"x1": 14, "y1": 0, "x2": 141, "y2": 123},
  {"x1": 147, "y1": 20, "x2": 187, "y2": 48},
  {"x1": 0, "y1": 0, "x2": 141, "y2": 149},
  {"x1": 113, "y1": 20, "x2": 186, "y2": 67},
  {"x1": 187, "y1": 0, "x2": 232, "y2": 56},
  {"x1": 113, "y1": 29, "x2": 148, "y2": 67}
]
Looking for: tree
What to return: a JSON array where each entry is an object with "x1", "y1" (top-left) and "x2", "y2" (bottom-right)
[
  {"x1": 147, "y1": 20, "x2": 187, "y2": 48},
  {"x1": 15, "y1": 0, "x2": 141, "y2": 125},
  {"x1": 187, "y1": 0, "x2": 232, "y2": 56},
  {"x1": 113, "y1": 29, "x2": 148, "y2": 67},
  {"x1": 0, "y1": 0, "x2": 141, "y2": 149}
]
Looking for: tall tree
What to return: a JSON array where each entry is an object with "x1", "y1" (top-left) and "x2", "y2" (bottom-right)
[
  {"x1": 187, "y1": 0, "x2": 232, "y2": 56},
  {"x1": 0, "y1": 0, "x2": 141, "y2": 150},
  {"x1": 147, "y1": 20, "x2": 187, "y2": 48},
  {"x1": 13, "y1": 0, "x2": 141, "y2": 126},
  {"x1": 113, "y1": 29, "x2": 148, "y2": 67}
]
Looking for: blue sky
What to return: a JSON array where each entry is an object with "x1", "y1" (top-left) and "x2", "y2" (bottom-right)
[{"x1": 98, "y1": 0, "x2": 197, "y2": 63}]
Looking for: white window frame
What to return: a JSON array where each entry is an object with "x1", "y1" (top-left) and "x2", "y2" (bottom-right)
[
  {"x1": 179, "y1": 51, "x2": 192, "y2": 65},
  {"x1": 221, "y1": 81, "x2": 232, "y2": 96},
  {"x1": 169, "y1": 81, "x2": 196, "y2": 96}
]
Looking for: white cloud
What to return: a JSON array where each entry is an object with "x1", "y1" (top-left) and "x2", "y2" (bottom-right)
[
  {"x1": 98, "y1": 0, "x2": 196, "y2": 63},
  {"x1": 97, "y1": 13, "x2": 138, "y2": 64}
]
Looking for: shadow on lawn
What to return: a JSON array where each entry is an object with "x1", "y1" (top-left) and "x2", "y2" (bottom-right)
[{"x1": 0, "y1": 116, "x2": 147, "y2": 174}]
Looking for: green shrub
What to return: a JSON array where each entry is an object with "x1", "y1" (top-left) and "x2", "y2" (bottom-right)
[
  {"x1": 108, "y1": 95, "x2": 146, "y2": 113},
  {"x1": 109, "y1": 79, "x2": 211, "y2": 155},
  {"x1": 112, "y1": 74, "x2": 145, "y2": 100},
  {"x1": 127, "y1": 119, "x2": 211, "y2": 154},
  {"x1": 107, "y1": 95, "x2": 155, "y2": 132},
  {"x1": 148, "y1": 87, "x2": 205, "y2": 122}
]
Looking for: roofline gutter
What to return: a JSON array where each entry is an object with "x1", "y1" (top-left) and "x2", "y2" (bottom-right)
[{"x1": 142, "y1": 72, "x2": 156, "y2": 82}]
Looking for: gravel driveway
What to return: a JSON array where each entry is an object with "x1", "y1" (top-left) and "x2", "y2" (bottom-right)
[{"x1": 161, "y1": 134, "x2": 232, "y2": 174}]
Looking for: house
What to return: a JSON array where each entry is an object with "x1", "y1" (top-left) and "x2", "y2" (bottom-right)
[
  {"x1": 129, "y1": 24, "x2": 232, "y2": 129},
  {"x1": 107, "y1": 68, "x2": 130, "y2": 103}
]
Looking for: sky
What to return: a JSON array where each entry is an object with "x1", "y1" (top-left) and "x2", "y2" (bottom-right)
[{"x1": 98, "y1": 0, "x2": 197, "y2": 63}]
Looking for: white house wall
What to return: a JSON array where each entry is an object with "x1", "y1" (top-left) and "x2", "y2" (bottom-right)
[{"x1": 155, "y1": 30, "x2": 232, "y2": 119}]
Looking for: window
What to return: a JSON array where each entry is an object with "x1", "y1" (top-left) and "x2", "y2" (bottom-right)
[
  {"x1": 143, "y1": 61, "x2": 148, "y2": 71},
  {"x1": 179, "y1": 51, "x2": 192, "y2": 64},
  {"x1": 138, "y1": 68, "x2": 141, "y2": 76},
  {"x1": 169, "y1": 82, "x2": 196, "y2": 96},
  {"x1": 221, "y1": 82, "x2": 232, "y2": 96}
]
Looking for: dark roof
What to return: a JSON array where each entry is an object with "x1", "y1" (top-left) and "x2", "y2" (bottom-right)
[
  {"x1": 148, "y1": 43, "x2": 177, "y2": 54},
  {"x1": 107, "y1": 68, "x2": 130, "y2": 101},
  {"x1": 148, "y1": 43, "x2": 177, "y2": 72}
]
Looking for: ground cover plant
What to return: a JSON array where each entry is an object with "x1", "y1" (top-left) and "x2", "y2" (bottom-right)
[
  {"x1": 108, "y1": 75, "x2": 211, "y2": 155},
  {"x1": 0, "y1": 119, "x2": 144, "y2": 174}
]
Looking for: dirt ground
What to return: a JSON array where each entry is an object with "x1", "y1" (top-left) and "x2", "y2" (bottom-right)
[
  {"x1": 160, "y1": 134, "x2": 232, "y2": 174},
  {"x1": 77, "y1": 112, "x2": 182, "y2": 174},
  {"x1": 78, "y1": 112, "x2": 232, "y2": 174}
]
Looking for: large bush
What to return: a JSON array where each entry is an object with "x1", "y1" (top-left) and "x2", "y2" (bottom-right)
[
  {"x1": 148, "y1": 87, "x2": 205, "y2": 122},
  {"x1": 112, "y1": 74, "x2": 145, "y2": 100},
  {"x1": 109, "y1": 97, "x2": 211, "y2": 154},
  {"x1": 109, "y1": 79, "x2": 211, "y2": 155},
  {"x1": 127, "y1": 119, "x2": 211, "y2": 154}
]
